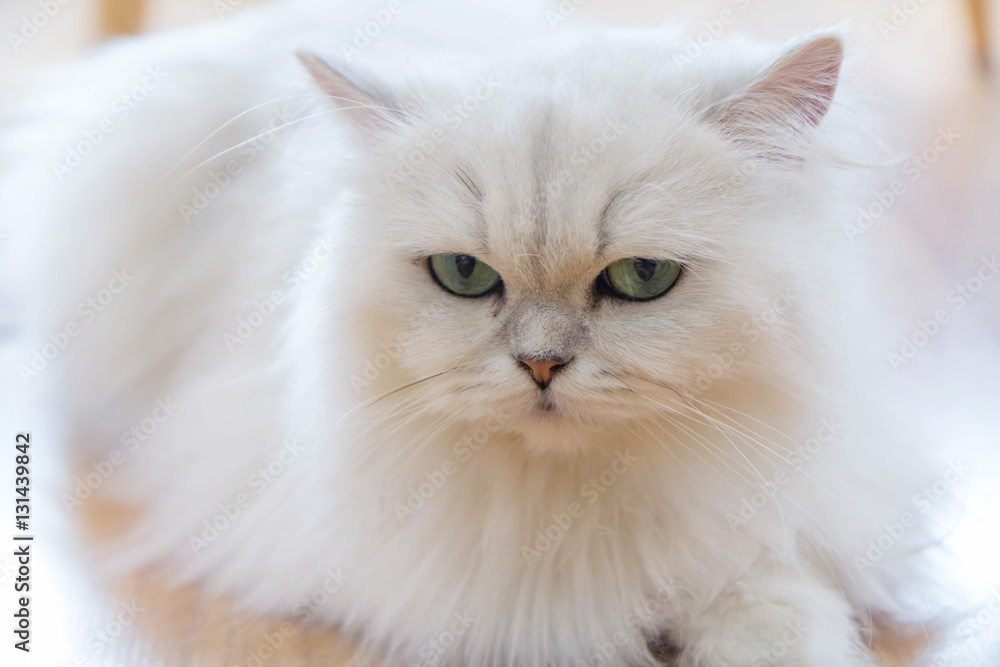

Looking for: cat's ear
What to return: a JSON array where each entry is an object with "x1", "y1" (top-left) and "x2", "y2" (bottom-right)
[
  {"x1": 716, "y1": 31, "x2": 844, "y2": 147},
  {"x1": 296, "y1": 52, "x2": 405, "y2": 133}
]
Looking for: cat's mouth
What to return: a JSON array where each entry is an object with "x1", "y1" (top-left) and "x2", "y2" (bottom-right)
[
  {"x1": 537, "y1": 395, "x2": 557, "y2": 412},
  {"x1": 531, "y1": 387, "x2": 576, "y2": 419}
]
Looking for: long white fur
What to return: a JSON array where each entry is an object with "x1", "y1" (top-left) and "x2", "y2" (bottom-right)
[{"x1": 1, "y1": 2, "x2": 960, "y2": 665}]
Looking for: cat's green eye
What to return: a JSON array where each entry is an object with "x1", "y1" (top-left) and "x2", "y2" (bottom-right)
[
  {"x1": 428, "y1": 253, "x2": 502, "y2": 297},
  {"x1": 601, "y1": 258, "x2": 682, "y2": 301}
]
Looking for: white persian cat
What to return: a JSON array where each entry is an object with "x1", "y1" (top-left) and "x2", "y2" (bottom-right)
[{"x1": 2, "y1": 0, "x2": 961, "y2": 665}]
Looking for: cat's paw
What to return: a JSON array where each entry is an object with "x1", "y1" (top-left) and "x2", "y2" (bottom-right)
[
  {"x1": 676, "y1": 624, "x2": 876, "y2": 667},
  {"x1": 675, "y1": 570, "x2": 875, "y2": 667}
]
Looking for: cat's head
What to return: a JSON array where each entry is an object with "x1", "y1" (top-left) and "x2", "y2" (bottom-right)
[{"x1": 301, "y1": 29, "x2": 849, "y2": 451}]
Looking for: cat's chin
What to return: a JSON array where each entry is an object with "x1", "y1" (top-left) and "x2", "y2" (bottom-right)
[{"x1": 507, "y1": 406, "x2": 626, "y2": 456}]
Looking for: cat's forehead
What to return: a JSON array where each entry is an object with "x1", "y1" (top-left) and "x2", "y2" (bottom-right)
[
  {"x1": 445, "y1": 99, "x2": 726, "y2": 276},
  {"x1": 460, "y1": 128, "x2": 618, "y2": 283},
  {"x1": 378, "y1": 57, "x2": 747, "y2": 280}
]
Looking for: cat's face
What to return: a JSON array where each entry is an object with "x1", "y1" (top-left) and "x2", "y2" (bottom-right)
[{"x1": 307, "y1": 31, "x2": 844, "y2": 447}]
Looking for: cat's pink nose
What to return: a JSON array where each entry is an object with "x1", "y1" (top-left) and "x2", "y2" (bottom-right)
[{"x1": 517, "y1": 357, "x2": 569, "y2": 389}]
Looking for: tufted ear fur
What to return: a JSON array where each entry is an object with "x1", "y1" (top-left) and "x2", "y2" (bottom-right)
[
  {"x1": 296, "y1": 51, "x2": 406, "y2": 132},
  {"x1": 716, "y1": 32, "x2": 843, "y2": 154}
]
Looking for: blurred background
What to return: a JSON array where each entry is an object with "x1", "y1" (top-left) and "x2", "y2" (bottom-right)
[{"x1": 0, "y1": 0, "x2": 998, "y2": 666}]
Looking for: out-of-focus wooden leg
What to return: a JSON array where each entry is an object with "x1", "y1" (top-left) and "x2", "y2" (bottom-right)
[
  {"x1": 100, "y1": 0, "x2": 145, "y2": 36},
  {"x1": 969, "y1": 0, "x2": 992, "y2": 72}
]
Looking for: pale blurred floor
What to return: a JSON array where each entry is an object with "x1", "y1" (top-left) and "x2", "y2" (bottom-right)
[{"x1": 1, "y1": 1, "x2": 998, "y2": 666}]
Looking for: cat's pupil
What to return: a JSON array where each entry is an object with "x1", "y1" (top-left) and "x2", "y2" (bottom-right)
[
  {"x1": 456, "y1": 254, "x2": 477, "y2": 279},
  {"x1": 634, "y1": 258, "x2": 656, "y2": 282}
]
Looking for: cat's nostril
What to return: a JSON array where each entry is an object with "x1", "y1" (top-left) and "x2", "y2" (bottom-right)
[{"x1": 516, "y1": 357, "x2": 570, "y2": 389}]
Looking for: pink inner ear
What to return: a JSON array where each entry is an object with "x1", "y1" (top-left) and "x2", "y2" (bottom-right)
[
  {"x1": 296, "y1": 52, "x2": 397, "y2": 131},
  {"x1": 719, "y1": 35, "x2": 844, "y2": 136}
]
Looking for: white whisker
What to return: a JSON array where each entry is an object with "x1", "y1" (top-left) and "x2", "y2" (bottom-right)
[
  {"x1": 171, "y1": 104, "x2": 398, "y2": 183},
  {"x1": 156, "y1": 94, "x2": 337, "y2": 185}
]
